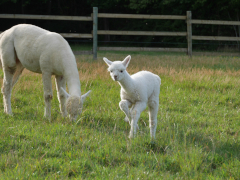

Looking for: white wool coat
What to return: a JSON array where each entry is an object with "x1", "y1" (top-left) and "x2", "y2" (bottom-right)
[
  {"x1": 119, "y1": 70, "x2": 161, "y2": 104},
  {"x1": 0, "y1": 24, "x2": 80, "y2": 96},
  {"x1": 0, "y1": 24, "x2": 91, "y2": 120}
]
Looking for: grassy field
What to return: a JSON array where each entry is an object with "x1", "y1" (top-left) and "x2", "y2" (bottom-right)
[{"x1": 1, "y1": 51, "x2": 240, "y2": 179}]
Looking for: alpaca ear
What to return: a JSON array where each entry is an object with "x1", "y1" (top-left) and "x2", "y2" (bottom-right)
[
  {"x1": 122, "y1": 55, "x2": 131, "y2": 68},
  {"x1": 61, "y1": 87, "x2": 70, "y2": 99},
  {"x1": 81, "y1": 90, "x2": 91, "y2": 103},
  {"x1": 103, "y1": 57, "x2": 112, "y2": 66}
]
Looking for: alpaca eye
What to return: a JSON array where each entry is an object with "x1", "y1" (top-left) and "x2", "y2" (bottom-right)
[{"x1": 120, "y1": 70, "x2": 123, "y2": 73}]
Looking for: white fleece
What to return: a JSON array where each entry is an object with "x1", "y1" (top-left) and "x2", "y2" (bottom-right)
[
  {"x1": 0, "y1": 24, "x2": 91, "y2": 120},
  {"x1": 103, "y1": 55, "x2": 161, "y2": 139}
]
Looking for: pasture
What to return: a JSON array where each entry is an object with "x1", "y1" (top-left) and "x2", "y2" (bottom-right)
[{"x1": 0, "y1": 51, "x2": 240, "y2": 179}]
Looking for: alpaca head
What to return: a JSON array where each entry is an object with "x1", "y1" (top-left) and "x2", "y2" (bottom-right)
[
  {"x1": 103, "y1": 55, "x2": 131, "y2": 81},
  {"x1": 61, "y1": 88, "x2": 91, "y2": 120}
]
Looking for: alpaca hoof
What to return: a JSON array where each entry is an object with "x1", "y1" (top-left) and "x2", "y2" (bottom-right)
[
  {"x1": 137, "y1": 124, "x2": 139, "y2": 130},
  {"x1": 129, "y1": 134, "x2": 134, "y2": 139},
  {"x1": 43, "y1": 114, "x2": 51, "y2": 121},
  {"x1": 7, "y1": 112, "x2": 13, "y2": 115},
  {"x1": 5, "y1": 110, "x2": 13, "y2": 115},
  {"x1": 62, "y1": 112, "x2": 67, "y2": 118},
  {"x1": 124, "y1": 116, "x2": 129, "y2": 122},
  {"x1": 129, "y1": 132, "x2": 136, "y2": 139},
  {"x1": 69, "y1": 114, "x2": 77, "y2": 122}
]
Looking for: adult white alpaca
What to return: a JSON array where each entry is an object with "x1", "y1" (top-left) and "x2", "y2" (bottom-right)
[
  {"x1": 103, "y1": 55, "x2": 161, "y2": 139},
  {"x1": 0, "y1": 24, "x2": 91, "y2": 120}
]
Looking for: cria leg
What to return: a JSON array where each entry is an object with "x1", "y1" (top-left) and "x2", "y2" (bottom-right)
[
  {"x1": 119, "y1": 99, "x2": 132, "y2": 124},
  {"x1": 148, "y1": 99, "x2": 159, "y2": 139},
  {"x1": 42, "y1": 72, "x2": 53, "y2": 119},
  {"x1": 1, "y1": 67, "x2": 15, "y2": 114},
  {"x1": 129, "y1": 102, "x2": 147, "y2": 138},
  {"x1": 55, "y1": 75, "x2": 67, "y2": 117}
]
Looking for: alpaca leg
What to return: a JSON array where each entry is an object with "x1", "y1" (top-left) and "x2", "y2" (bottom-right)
[
  {"x1": 42, "y1": 72, "x2": 53, "y2": 119},
  {"x1": 55, "y1": 75, "x2": 67, "y2": 117},
  {"x1": 1, "y1": 68, "x2": 15, "y2": 114},
  {"x1": 1, "y1": 45, "x2": 17, "y2": 114},
  {"x1": 2, "y1": 63, "x2": 24, "y2": 114},
  {"x1": 119, "y1": 99, "x2": 132, "y2": 124},
  {"x1": 11, "y1": 62, "x2": 24, "y2": 88},
  {"x1": 148, "y1": 99, "x2": 159, "y2": 139},
  {"x1": 129, "y1": 102, "x2": 147, "y2": 138}
]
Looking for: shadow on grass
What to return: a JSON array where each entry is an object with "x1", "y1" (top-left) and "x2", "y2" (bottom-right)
[{"x1": 181, "y1": 130, "x2": 240, "y2": 173}]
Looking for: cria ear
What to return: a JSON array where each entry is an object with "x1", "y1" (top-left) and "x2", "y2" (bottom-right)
[
  {"x1": 81, "y1": 90, "x2": 91, "y2": 103},
  {"x1": 122, "y1": 55, "x2": 131, "y2": 68},
  {"x1": 61, "y1": 87, "x2": 70, "y2": 99},
  {"x1": 103, "y1": 57, "x2": 112, "y2": 66}
]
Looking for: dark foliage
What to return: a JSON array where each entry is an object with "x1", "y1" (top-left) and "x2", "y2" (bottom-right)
[{"x1": 0, "y1": 0, "x2": 240, "y2": 50}]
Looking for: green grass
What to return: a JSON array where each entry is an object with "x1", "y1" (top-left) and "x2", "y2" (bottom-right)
[{"x1": 1, "y1": 51, "x2": 240, "y2": 179}]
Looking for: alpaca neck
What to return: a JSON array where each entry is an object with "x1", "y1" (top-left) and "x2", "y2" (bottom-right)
[
  {"x1": 118, "y1": 72, "x2": 135, "y2": 93},
  {"x1": 67, "y1": 78, "x2": 81, "y2": 97},
  {"x1": 62, "y1": 54, "x2": 81, "y2": 97},
  {"x1": 65, "y1": 70, "x2": 81, "y2": 97}
]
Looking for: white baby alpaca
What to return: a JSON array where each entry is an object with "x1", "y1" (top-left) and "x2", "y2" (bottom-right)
[
  {"x1": 0, "y1": 24, "x2": 91, "y2": 120},
  {"x1": 103, "y1": 55, "x2": 161, "y2": 139}
]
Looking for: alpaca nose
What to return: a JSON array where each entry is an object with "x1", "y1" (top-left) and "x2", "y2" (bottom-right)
[{"x1": 114, "y1": 75, "x2": 118, "y2": 80}]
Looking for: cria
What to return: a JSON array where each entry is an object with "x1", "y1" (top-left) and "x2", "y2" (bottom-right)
[{"x1": 103, "y1": 55, "x2": 161, "y2": 139}]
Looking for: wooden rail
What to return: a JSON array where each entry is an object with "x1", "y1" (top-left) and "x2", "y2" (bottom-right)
[
  {"x1": 99, "y1": 47, "x2": 187, "y2": 52},
  {"x1": 0, "y1": 14, "x2": 92, "y2": 21},
  {"x1": 98, "y1": 13, "x2": 186, "y2": 20},
  {"x1": 0, "y1": 31, "x2": 93, "y2": 38},
  {"x1": 191, "y1": 19, "x2": 240, "y2": 26},
  {"x1": 59, "y1": 33, "x2": 93, "y2": 38},
  {"x1": 192, "y1": 36, "x2": 240, "y2": 41},
  {"x1": 97, "y1": 30, "x2": 187, "y2": 36}
]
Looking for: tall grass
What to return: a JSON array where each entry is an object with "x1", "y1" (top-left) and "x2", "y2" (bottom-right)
[{"x1": 0, "y1": 52, "x2": 240, "y2": 179}]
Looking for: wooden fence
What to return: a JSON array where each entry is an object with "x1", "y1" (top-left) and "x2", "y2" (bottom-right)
[
  {"x1": 97, "y1": 11, "x2": 240, "y2": 56},
  {"x1": 97, "y1": 13, "x2": 188, "y2": 55},
  {"x1": 0, "y1": 7, "x2": 98, "y2": 59},
  {"x1": 1, "y1": 7, "x2": 240, "y2": 59}
]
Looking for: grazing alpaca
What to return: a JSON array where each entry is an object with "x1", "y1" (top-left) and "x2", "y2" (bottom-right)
[
  {"x1": 103, "y1": 55, "x2": 161, "y2": 139},
  {"x1": 0, "y1": 24, "x2": 91, "y2": 120}
]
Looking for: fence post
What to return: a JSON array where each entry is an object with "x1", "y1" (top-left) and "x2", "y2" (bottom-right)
[
  {"x1": 186, "y1": 11, "x2": 192, "y2": 56},
  {"x1": 93, "y1": 7, "x2": 98, "y2": 60}
]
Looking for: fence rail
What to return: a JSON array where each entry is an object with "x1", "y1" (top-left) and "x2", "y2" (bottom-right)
[
  {"x1": 59, "y1": 33, "x2": 93, "y2": 38},
  {"x1": 191, "y1": 19, "x2": 240, "y2": 26},
  {"x1": 1, "y1": 8, "x2": 240, "y2": 58},
  {"x1": 97, "y1": 30, "x2": 187, "y2": 36},
  {"x1": 192, "y1": 36, "x2": 240, "y2": 41},
  {"x1": 0, "y1": 14, "x2": 92, "y2": 21},
  {"x1": 98, "y1": 47, "x2": 187, "y2": 52},
  {"x1": 98, "y1": 13, "x2": 186, "y2": 20}
]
